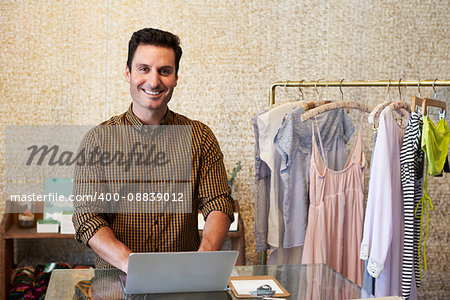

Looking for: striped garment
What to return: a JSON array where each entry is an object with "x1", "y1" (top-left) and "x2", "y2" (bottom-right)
[
  {"x1": 72, "y1": 105, "x2": 234, "y2": 268},
  {"x1": 400, "y1": 112, "x2": 424, "y2": 299}
]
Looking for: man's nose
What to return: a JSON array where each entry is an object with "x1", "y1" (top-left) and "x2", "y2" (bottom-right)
[{"x1": 147, "y1": 69, "x2": 161, "y2": 88}]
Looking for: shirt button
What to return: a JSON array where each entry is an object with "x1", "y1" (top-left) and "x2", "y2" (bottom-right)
[{"x1": 154, "y1": 248, "x2": 159, "y2": 252}]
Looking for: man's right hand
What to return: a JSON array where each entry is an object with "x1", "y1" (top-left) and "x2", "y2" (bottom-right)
[{"x1": 88, "y1": 227, "x2": 133, "y2": 273}]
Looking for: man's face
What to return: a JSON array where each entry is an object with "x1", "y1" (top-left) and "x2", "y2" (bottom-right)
[{"x1": 126, "y1": 44, "x2": 178, "y2": 115}]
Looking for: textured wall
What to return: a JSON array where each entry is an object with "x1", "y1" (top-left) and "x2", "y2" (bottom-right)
[{"x1": 1, "y1": 0, "x2": 449, "y2": 298}]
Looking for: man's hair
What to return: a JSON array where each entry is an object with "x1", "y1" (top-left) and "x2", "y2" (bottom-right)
[{"x1": 127, "y1": 28, "x2": 182, "y2": 75}]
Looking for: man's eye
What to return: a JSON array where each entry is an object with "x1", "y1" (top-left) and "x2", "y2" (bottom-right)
[
  {"x1": 160, "y1": 69, "x2": 171, "y2": 76},
  {"x1": 139, "y1": 67, "x2": 149, "y2": 72}
]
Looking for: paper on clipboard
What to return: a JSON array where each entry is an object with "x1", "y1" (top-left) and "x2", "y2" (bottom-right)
[
  {"x1": 231, "y1": 279, "x2": 283, "y2": 295},
  {"x1": 228, "y1": 275, "x2": 290, "y2": 298}
]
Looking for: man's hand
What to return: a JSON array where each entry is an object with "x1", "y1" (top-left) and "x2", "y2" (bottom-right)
[
  {"x1": 198, "y1": 211, "x2": 231, "y2": 251},
  {"x1": 88, "y1": 227, "x2": 133, "y2": 273}
]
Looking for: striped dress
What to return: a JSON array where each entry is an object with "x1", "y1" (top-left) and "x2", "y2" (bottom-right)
[{"x1": 399, "y1": 112, "x2": 424, "y2": 299}]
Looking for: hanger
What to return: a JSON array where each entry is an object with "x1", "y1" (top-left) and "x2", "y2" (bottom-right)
[
  {"x1": 368, "y1": 101, "x2": 392, "y2": 126},
  {"x1": 412, "y1": 79, "x2": 424, "y2": 112},
  {"x1": 388, "y1": 79, "x2": 411, "y2": 111},
  {"x1": 422, "y1": 79, "x2": 446, "y2": 118},
  {"x1": 300, "y1": 79, "x2": 332, "y2": 111},
  {"x1": 368, "y1": 79, "x2": 411, "y2": 124},
  {"x1": 340, "y1": 79, "x2": 350, "y2": 113},
  {"x1": 315, "y1": 79, "x2": 322, "y2": 101},
  {"x1": 389, "y1": 100, "x2": 411, "y2": 112},
  {"x1": 300, "y1": 100, "x2": 372, "y2": 122},
  {"x1": 301, "y1": 100, "x2": 332, "y2": 111},
  {"x1": 301, "y1": 79, "x2": 374, "y2": 121},
  {"x1": 387, "y1": 79, "x2": 412, "y2": 126},
  {"x1": 266, "y1": 81, "x2": 304, "y2": 110},
  {"x1": 412, "y1": 96, "x2": 424, "y2": 112},
  {"x1": 368, "y1": 79, "x2": 392, "y2": 124},
  {"x1": 298, "y1": 79, "x2": 305, "y2": 100}
]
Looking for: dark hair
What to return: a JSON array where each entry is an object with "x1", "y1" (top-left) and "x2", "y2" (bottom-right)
[{"x1": 127, "y1": 28, "x2": 182, "y2": 75}]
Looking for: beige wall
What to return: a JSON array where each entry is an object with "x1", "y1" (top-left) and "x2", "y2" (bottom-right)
[{"x1": 1, "y1": 0, "x2": 449, "y2": 297}]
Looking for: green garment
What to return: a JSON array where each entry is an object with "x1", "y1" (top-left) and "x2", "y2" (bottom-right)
[
  {"x1": 416, "y1": 116, "x2": 449, "y2": 274},
  {"x1": 421, "y1": 116, "x2": 450, "y2": 175}
]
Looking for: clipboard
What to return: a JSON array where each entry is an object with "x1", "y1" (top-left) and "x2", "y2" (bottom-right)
[{"x1": 228, "y1": 275, "x2": 290, "y2": 298}]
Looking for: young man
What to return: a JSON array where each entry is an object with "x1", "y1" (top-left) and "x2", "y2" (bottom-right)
[{"x1": 72, "y1": 28, "x2": 234, "y2": 273}]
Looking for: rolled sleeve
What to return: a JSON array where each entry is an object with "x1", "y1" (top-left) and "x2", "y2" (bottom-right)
[
  {"x1": 72, "y1": 213, "x2": 109, "y2": 245},
  {"x1": 198, "y1": 124, "x2": 234, "y2": 223},
  {"x1": 72, "y1": 127, "x2": 110, "y2": 245},
  {"x1": 201, "y1": 193, "x2": 235, "y2": 223}
]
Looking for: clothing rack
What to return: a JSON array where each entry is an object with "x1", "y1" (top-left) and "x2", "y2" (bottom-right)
[
  {"x1": 260, "y1": 79, "x2": 449, "y2": 265},
  {"x1": 269, "y1": 80, "x2": 450, "y2": 106}
]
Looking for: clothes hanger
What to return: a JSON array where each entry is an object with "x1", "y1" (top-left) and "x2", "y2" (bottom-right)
[
  {"x1": 368, "y1": 79, "x2": 392, "y2": 125},
  {"x1": 387, "y1": 79, "x2": 411, "y2": 127},
  {"x1": 422, "y1": 79, "x2": 446, "y2": 118},
  {"x1": 300, "y1": 100, "x2": 372, "y2": 122},
  {"x1": 300, "y1": 79, "x2": 332, "y2": 111},
  {"x1": 412, "y1": 96, "x2": 424, "y2": 112},
  {"x1": 411, "y1": 79, "x2": 424, "y2": 113},
  {"x1": 340, "y1": 79, "x2": 350, "y2": 113},
  {"x1": 422, "y1": 99, "x2": 446, "y2": 118},
  {"x1": 388, "y1": 79, "x2": 411, "y2": 112},
  {"x1": 300, "y1": 79, "x2": 373, "y2": 121},
  {"x1": 266, "y1": 81, "x2": 304, "y2": 110}
]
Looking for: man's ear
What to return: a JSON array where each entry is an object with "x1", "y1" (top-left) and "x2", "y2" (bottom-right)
[{"x1": 125, "y1": 65, "x2": 131, "y2": 83}]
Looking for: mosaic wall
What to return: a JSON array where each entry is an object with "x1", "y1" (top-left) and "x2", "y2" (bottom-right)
[{"x1": 1, "y1": 0, "x2": 449, "y2": 298}]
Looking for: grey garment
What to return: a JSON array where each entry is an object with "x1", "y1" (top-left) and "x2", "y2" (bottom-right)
[
  {"x1": 253, "y1": 111, "x2": 271, "y2": 252},
  {"x1": 274, "y1": 107, "x2": 354, "y2": 248}
]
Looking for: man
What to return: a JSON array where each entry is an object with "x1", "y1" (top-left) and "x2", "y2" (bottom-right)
[{"x1": 72, "y1": 28, "x2": 234, "y2": 273}]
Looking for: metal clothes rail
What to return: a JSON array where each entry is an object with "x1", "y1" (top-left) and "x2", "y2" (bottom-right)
[{"x1": 269, "y1": 80, "x2": 450, "y2": 106}]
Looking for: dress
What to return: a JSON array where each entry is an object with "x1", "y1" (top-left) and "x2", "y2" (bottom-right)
[
  {"x1": 302, "y1": 115, "x2": 365, "y2": 286},
  {"x1": 72, "y1": 105, "x2": 234, "y2": 268},
  {"x1": 274, "y1": 107, "x2": 354, "y2": 248},
  {"x1": 360, "y1": 106, "x2": 407, "y2": 297}
]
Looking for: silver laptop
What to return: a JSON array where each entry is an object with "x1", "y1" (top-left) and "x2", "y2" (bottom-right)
[{"x1": 120, "y1": 251, "x2": 238, "y2": 295}]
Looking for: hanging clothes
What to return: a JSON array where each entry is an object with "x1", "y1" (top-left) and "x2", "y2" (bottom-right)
[
  {"x1": 413, "y1": 115, "x2": 450, "y2": 288},
  {"x1": 400, "y1": 111, "x2": 424, "y2": 300},
  {"x1": 362, "y1": 130, "x2": 378, "y2": 295},
  {"x1": 360, "y1": 106, "x2": 408, "y2": 297},
  {"x1": 253, "y1": 102, "x2": 300, "y2": 251},
  {"x1": 252, "y1": 109, "x2": 270, "y2": 252},
  {"x1": 302, "y1": 115, "x2": 365, "y2": 286},
  {"x1": 274, "y1": 107, "x2": 354, "y2": 249},
  {"x1": 422, "y1": 116, "x2": 450, "y2": 175}
]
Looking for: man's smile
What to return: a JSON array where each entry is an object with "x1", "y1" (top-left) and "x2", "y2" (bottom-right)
[{"x1": 142, "y1": 88, "x2": 163, "y2": 96}]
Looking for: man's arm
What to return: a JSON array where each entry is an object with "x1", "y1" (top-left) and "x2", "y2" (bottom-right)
[
  {"x1": 88, "y1": 227, "x2": 133, "y2": 273},
  {"x1": 198, "y1": 211, "x2": 231, "y2": 251},
  {"x1": 196, "y1": 124, "x2": 234, "y2": 251}
]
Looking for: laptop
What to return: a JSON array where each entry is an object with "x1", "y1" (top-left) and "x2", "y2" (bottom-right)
[{"x1": 120, "y1": 251, "x2": 238, "y2": 295}]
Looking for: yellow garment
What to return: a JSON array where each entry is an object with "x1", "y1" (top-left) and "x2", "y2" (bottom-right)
[
  {"x1": 421, "y1": 116, "x2": 450, "y2": 175},
  {"x1": 415, "y1": 163, "x2": 434, "y2": 278},
  {"x1": 416, "y1": 116, "x2": 449, "y2": 277}
]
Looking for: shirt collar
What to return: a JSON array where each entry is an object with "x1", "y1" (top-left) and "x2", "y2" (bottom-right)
[{"x1": 125, "y1": 104, "x2": 174, "y2": 129}]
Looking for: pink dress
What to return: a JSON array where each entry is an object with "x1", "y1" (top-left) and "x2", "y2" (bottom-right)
[{"x1": 302, "y1": 117, "x2": 365, "y2": 286}]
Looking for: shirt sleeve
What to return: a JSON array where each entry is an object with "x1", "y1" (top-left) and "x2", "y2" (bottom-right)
[
  {"x1": 197, "y1": 124, "x2": 235, "y2": 223},
  {"x1": 72, "y1": 127, "x2": 111, "y2": 246}
]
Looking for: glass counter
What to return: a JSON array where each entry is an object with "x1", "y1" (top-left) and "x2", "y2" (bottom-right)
[{"x1": 45, "y1": 264, "x2": 373, "y2": 299}]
